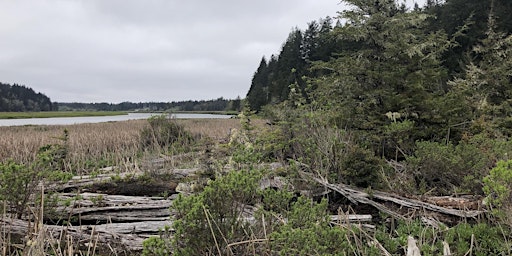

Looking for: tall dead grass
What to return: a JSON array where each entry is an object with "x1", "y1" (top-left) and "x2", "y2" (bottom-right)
[{"x1": 0, "y1": 118, "x2": 262, "y2": 174}]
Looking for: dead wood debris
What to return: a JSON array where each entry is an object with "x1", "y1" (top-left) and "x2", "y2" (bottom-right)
[{"x1": 300, "y1": 171, "x2": 485, "y2": 221}]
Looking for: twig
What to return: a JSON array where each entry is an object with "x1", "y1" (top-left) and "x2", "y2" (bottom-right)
[
  {"x1": 203, "y1": 205, "x2": 222, "y2": 256},
  {"x1": 227, "y1": 238, "x2": 268, "y2": 248},
  {"x1": 463, "y1": 234, "x2": 475, "y2": 256}
]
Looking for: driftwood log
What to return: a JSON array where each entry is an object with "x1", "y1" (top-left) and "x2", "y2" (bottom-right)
[
  {"x1": 49, "y1": 193, "x2": 176, "y2": 223},
  {"x1": 300, "y1": 171, "x2": 485, "y2": 221},
  {"x1": 0, "y1": 217, "x2": 172, "y2": 252}
]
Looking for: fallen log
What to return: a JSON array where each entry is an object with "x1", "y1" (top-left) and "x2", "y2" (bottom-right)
[
  {"x1": 300, "y1": 172, "x2": 484, "y2": 219},
  {"x1": 0, "y1": 217, "x2": 172, "y2": 252},
  {"x1": 48, "y1": 193, "x2": 174, "y2": 223},
  {"x1": 45, "y1": 168, "x2": 197, "y2": 193}
]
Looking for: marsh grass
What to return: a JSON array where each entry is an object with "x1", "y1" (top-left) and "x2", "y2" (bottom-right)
[
  {"x1": 0, "y1": 117, "x2": 268, "y2": 254},
  {"x1": 0, "y1": 118, "x2": 264, "y2": 174}
]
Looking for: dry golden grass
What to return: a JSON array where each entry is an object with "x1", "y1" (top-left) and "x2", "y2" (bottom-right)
[{"x1": 0, "y1": 118, "x2": 266, "y2": 173}]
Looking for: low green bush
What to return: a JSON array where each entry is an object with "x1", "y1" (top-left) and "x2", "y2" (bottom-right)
[
  {"x1": 483, "y1": 159, "x2": 512, "y2": 225},
  {"x1": 0, "y1": 161, "x2": 38, "y2": 218},
  {"x1": 169, "y1": 169, "x2": 262, "y2": 255},
  {"x1": 140, "y1": 115, "x2": 195, "y2": 153},
  {"x1": 0, "y1": 130, "x2": 73, "y2": 218}
]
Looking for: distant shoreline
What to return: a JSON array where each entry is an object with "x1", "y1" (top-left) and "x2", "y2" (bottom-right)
[
  {"x1": 0, "y1": 111, "x2": 127, "y2": 119},
  {"x1": 0, "y1": 111, "x2": 238, "y2": 120}
]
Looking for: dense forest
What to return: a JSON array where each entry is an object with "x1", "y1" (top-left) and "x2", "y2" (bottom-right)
[
  {"x1": 247, "y1": 0, "x2": 512, "y2": 112},
  {"x1": 246, "y1": 0, "x2": 512, "y2": 193},
  {"x1": 56, "y1": 97, "x2": 242, "y2": 112},
  {"x1": 0, "y1": 82, "x2": 54, "y2": 112}
]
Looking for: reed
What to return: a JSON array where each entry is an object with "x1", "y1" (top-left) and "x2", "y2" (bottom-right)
[{"x1": 0, "y1": 118, "x2": 264, "y2": 174}]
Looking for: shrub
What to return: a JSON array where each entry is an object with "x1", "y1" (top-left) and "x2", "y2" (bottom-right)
[
  {"x1": 140, "y1": 115, "x2": 195, "y2": 152},
  {"x1": 445, "y1": 223, "x2": 511, "y2": 255},
  {"x1": 0, "y1": 130, "x2": 72, "y2": 219},
  {"x1": 340, "y1": 145, "x2": 382, "y2": 187},
  {"x1": 269, "y1": 197, "x2": 364, "y2": 255},
  {"x1": 37, "y1": 129, "x2": 69, "y2": 172},
  {"x1": 0, "y1": 160, "x2": 39, "y2": 218},
  {"x1": 405, "y1": 139, "x2": 492, "y2": 195},
  {"x1": 169, "y1": 169, "x2": 262, "y2": 255},
  {"x1": 483, "y1": 159, "x2": 512, "y2": 224},
  {"x1": 142, "y1": 226, "x2": 173, "y2": 256}
]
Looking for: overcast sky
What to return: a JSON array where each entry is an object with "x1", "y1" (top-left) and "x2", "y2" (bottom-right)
[{"x1": 0, "y1": 0, "x2": 425, "y2": 103}]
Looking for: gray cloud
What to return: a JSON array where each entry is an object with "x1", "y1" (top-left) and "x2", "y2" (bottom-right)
[{"x1": 0, "y1": 0, "x2": 423, "y2": 103}]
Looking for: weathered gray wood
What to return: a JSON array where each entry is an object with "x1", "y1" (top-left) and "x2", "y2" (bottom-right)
[
  {"x1": 0, "y1": 217, "x2": 172, "y2": 251},
  {"x1": 48, "y1": 193, "x2": 173, "y2": 223},
  {"x1": 45, "y1": 168, "x2": 197, "y2": 193},
  {"x1": 301, "y1": 172, "x2": 484, "y2": 219},
  {"x1": 93, "y1": 220, "x2": 173, "y2": 234},
  {"x1": 330, "y1": 214, "x2": 373, "y2": 222}
]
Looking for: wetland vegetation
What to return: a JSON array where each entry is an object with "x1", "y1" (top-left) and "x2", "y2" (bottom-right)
[{"x1": 2, "y1": 0, "x2": 512, "y2": 255}]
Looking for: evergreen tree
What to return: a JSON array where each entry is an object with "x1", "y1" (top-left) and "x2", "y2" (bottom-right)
[
  {"x1": 310, "y1": 0, "x2": 452, "y2": 156},
  {"x1": 301, "y1": 21, "x2": 320, "y2": 63},
  {"x1": 425, "y1": 0, "x2": 512, "y2": 76},
  {"x1": 0, "y1": 82, "x2": 53, "y2": 112},
  {"x1": 246, "y1": 57, "x2": 270, "y2": 111},
  {"x1": 271, "y1": 29, "x2": 306, "y2": 103},
  {"x1": 449, "y1": 1, "x2": 512, "y2": 136}
]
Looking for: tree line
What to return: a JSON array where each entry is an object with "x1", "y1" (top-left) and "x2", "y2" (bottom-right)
[
  {"x1": 0, "y1": 82, "x2": 54, "y2": 112},
  {"x1": 0, "y1": 81, "x2": 242, "y2": 113},
  {"x1": 56, "y1": 97, "x2": 242, "y2": 112}
]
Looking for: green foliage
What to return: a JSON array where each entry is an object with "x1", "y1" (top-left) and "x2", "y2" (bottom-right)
[
  {"x1": 227, "y1": 111, "x2": 266, "y2": 165},
  {"x1": 0, "y1": 130, "x2": 73, "y2": 219},
  {"x1": 405, "y1": 140, "x2": 488, "y2": 194},
  {"x1": 169, "y1": 169, "x2": 262, "y2": 255},
  {"x1": 374, "y1": 220, "x2": 511, "y2": 255},
  {"x1": 270, "y1": 197, "x2": 357, "y2": 255},
  {"x1": 483, "y1": 160, "x2": 512, "y2": 218},
  {"x1": 37, "y1": 129, "x2": 69, "y2": 172},
  {"x1": 140, "y1": 115, "x2": 195, "y2": 152},
  {"x1": 341, "y1": 145, "x2": 382, "y2": 188},
  {"x1": 0, "y1": 161, "x2": 39, "y2": 218},
  {"x1": 142, "y1": 226, "x2": 173, "y2": 256},
  {"x1": 404, "y1": 133, "x2": 512, "y2": 195},
  {"x1": 445, "y1": 223, "x2": 511, "y2": 255},
  {"x1": 259, "y1": 187, "x2": 294, "y2": 214}
]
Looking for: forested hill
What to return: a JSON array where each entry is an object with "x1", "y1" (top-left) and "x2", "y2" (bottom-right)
[
  {"x1": 0, "y1": 82, "x2": 54, "y2": 112},
  {"x1": 246, "y1": 0, "x2": 512, "y2": 112}
]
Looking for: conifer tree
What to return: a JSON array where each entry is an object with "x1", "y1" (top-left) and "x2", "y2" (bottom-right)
[
  {"x1": 246, "y1": 57, "x2": 270, "y2": 112},
  {"x1": 310, "y1": 0, "x2": 451, "y2": 155},
  {"x1": 449, "y1": 0, "x2": 512, "y2": 136}
]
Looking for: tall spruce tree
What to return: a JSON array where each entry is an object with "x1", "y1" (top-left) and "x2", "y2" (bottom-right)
[
  {"x1": 449, "y1": 1, "x2": 512, "y2": 136},
  {"x1": 310, "y1": 0, "x2": 452, "y2": 156},
  {"x1": 246, "y1": 57, "x2": 270, "y2": 111},
  {"x1": 271, "y1": 28, "x2": 306, "y2": 103}
]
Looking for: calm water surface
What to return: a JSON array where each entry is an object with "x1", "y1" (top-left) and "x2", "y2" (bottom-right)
[{"x1": 0, "y1": 113, "x2": 232, "y2": 127}]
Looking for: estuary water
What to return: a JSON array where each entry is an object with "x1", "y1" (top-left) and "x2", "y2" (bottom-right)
[{"x1": 0, "y1": 113, "x2": 233, "y2": 127}]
